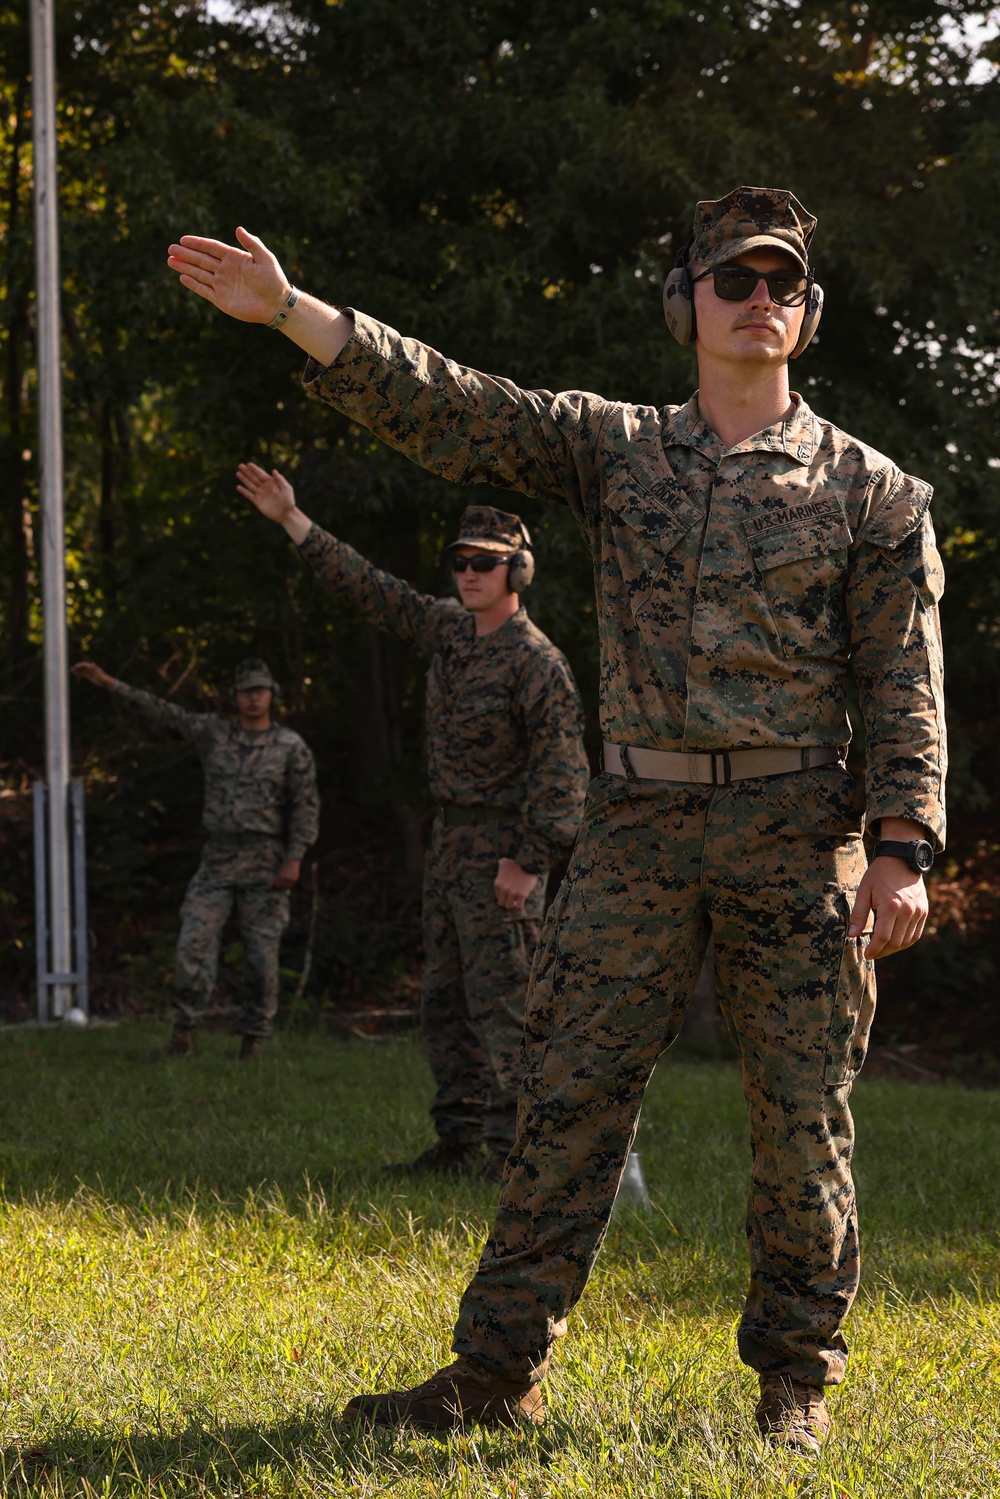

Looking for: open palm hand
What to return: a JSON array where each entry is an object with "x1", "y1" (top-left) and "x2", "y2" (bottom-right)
[
  {"x1": 236, "y1": 463, "x2": 295, "y2": 522},
  {"x1": 167, "y1": 227, "x2": 288, "y2": 324}
]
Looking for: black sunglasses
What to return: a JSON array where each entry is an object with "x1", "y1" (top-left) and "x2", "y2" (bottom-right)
[
  {"x1": 451, "y1": 554, "x2": 511, "y2": 573},
  {"x1": 691, "y1": 264, "x2": 813, "y2": 307}
]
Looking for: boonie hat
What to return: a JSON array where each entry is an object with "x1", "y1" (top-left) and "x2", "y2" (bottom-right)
[
  {"x1": 232, "y1": 658, "x2": 277, "y2": 692},
  {"x1": 445, "y1": 504, "x2": 531, "y2": 556},
  {"x1": 689, "y1": 186, "x2": 817, "y2": 272}
]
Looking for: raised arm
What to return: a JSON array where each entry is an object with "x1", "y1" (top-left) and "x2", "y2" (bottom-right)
[
  {"x1": 237, "y1": 462, "x2": 451, "y2": 652},
  {"x1": 73, "y1": 662, "x2": 206, "y2": 745},
  {"x1": 168, "y1": 228, "x2": 611, "y2": 522},
  {"x1": 166, "y1": 228, "x2": 354, "y2": 367}
]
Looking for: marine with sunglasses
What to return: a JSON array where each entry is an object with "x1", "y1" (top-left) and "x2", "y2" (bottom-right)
[
  {"x1": 236, "y1": 464, "x2": 589, "y2": 1181},
  {"x1": 169, "y1": 185, "x2": 945, "y2": 1451}
]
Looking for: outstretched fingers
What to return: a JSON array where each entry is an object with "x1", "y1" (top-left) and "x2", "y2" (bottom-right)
[
  {"x1": 178, "y1": 234, "x2": 238, "y2": 260},
  {"x1": 167, "y1": 238, "x2": 248, "y2": 301},
  {"x1": 236, "y1": 462, "x2": 268, "y2": 502},
  {"x1": 175, "y1": 273, "x2": 216, "y2": 304}
]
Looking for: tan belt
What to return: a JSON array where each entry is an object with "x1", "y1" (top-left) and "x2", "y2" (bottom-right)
[{"x1": 603, "y1": 741, "x2": 842, "y2": 786}]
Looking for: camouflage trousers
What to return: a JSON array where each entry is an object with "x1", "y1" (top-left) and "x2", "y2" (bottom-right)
[
  {"x1": 452, "y1": 764, "x2": 875, "y2": 1388},
  {"x1": 422, "y1": 816, "x2": 548, "y2": 1154},
  {"x1": 172, "y1": 838, "x2": 290, "y2": 1038}
]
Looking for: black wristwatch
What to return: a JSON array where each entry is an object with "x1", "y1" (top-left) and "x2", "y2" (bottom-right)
[{"x1": 871, "y1": 838, "x2": 934, "y2": 875}]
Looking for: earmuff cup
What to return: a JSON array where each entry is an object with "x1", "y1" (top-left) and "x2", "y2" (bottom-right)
[
  {"x1": 790, "y1": 281, "x2": 823, "y2": 357},
  {"x1": 662, "y1": 265, "x2": 695, "y2": 346},
  {"x1": 508, "y1": 549, "x2": 535, "y2": 592}
]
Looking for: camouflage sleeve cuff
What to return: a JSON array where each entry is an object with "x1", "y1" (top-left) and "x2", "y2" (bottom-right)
[
  {"x1": 297, "y1": 522, "x2": 344, "y2": 576},
  {"x1": 284, "y1": 841, "x2": 311, "y2": 861},
  {"x1": 865, "y1": 793, "x2": 945, "y2": 853}
]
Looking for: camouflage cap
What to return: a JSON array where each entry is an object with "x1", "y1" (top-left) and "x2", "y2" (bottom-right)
[
  {"x1": 689, "y1": 186, "x2": 816, "y2": 272},
  {"x1": 445, "y1": 504, "x2": 531, "y2": 555},
  {"x1": 232, "y1": 658, "x2": 276, "y2": 692}
]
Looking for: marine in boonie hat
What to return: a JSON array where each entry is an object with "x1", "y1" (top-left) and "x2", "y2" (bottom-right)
[
  {"x1": 689, "y1": 186, "x2": 817, "y2": 271},
  {"x1": 445, "y1": 504, "x2": 531, "y2": 556},
  {"x1": 232, "y1": 657, "x2": 278, "y2": 692}
]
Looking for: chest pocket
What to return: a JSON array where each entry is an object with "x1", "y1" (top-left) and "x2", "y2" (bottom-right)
[
  {"x1": 745, "y1": 502, "x2": 853, "y2": 660},
  {"x1": 604, "y1": 472, "x2": 703, "y2": 615},
  {"x1": 459, "y1": 685, "x2": 514, "y2": 721}
]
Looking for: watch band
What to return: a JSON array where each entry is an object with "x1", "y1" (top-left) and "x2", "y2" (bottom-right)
[
  {"x1": 872, "y1": 838, "x2": 934, "y2": 874},
  {"x1": 267, "y1": 286, "x2": 300, "y2": 329}
]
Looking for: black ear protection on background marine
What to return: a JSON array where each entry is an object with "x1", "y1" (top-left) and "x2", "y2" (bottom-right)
[{"x1": 662, "y1": 237, "x2": 824, "y2": 358}]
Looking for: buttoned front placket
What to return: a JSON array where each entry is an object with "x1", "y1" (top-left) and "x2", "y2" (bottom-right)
[{"x1": 669, "y1": 403, "x2": 819, "y2": 751}]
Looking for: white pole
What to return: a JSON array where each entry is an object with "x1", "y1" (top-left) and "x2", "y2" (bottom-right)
[{"x1": 31, "y1": 0, "x2": 72, "y2": 1019}]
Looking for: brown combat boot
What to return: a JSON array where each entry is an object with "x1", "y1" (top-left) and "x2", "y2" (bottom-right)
[
  {"x1": 755, "y1": 1375, "x2": 831, "y2": 1454},
  {"x1": 341, "y1": 1357, "x2": 544, "y2": 1431},
  {"x1": 161, "y1": 1025, "x2": 196, "y2": 1057},
  {"x1": 383, "y1": 1139, "x2": 481, "y2": 1176},
  {"x1": 238, "y1": 1035, "x2": 265, "y2": 1061}
]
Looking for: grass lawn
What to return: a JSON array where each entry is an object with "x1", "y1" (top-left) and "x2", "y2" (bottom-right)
[{"x1": 0, "y1": 1025, "x2": 997, "y2": 1497}]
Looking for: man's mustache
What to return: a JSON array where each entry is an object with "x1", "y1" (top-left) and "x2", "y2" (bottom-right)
[{"x1": 732, "y1": 313, "x2": 783, "y2": 334}]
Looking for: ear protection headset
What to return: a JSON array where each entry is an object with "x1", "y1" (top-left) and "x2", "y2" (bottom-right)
[
  {"x1": 450, "y1": 523, "x2": 535, "y2": 591},
  {"x1": 507, "y1": 519, "x2": 535, "y2": 592},
  {"x1": 662, "y1": 238, "x2": 824, "y2": 358}
]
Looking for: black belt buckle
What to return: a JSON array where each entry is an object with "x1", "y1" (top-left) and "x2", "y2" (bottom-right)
[{"x1": 712, "y1": 752, "x2": 732, "y2": 785}]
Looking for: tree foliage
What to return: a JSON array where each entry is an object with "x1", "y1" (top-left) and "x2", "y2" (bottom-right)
[{"x1": 1, "y1": 0, "x2": 999, "y2": 1006}]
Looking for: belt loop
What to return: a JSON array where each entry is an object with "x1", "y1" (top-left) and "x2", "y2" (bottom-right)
[
  {"x1": 621, "y1": 745, "x2": 638, "y2": 784},
  {"x1": 802, "y1": 748, "x2": 812, "y2": 770}
]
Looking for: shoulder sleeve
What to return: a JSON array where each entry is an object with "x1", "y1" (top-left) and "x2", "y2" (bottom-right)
[
  {"x1": 301, "y1": 310, "x2": 611, "y2": 524},
  {"x1": 849, "y1": 468, "x2": 946, "y2": 848},
  {"x1": 297, "y1": 523, "x2": 453, "y2": 654},
  {"x1": 513, "y1": 648, "x2": 590, "y2": 872},
  {"x1": 109, "y1": 681, "x2": 210, "y2": 747}
]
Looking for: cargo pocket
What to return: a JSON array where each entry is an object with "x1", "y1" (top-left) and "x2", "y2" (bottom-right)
[
  {"x1": 824, "y1": 892, "x2": 877, "y2": 1086},
  {"x1": 498, "y1": 908, "x2": 533, "y2": 980},
  {"x1": 745, "y1": 499, "x2": 852, "y2": 660}
]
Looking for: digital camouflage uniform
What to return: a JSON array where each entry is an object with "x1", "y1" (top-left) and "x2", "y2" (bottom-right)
[
  {"x1": 298, "y1": 523, "x2": 589, "y2": 1153},
  {"x1": 303, "y1": 191, "x2": 945, "y2": 1390},
  {"x1": 111, "y1": 680, "x2": 319, "y2": 1036}
]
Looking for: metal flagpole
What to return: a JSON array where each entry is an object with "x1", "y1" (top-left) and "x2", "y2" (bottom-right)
[{"x1": 31, "y1": 0, "x2": 74, "y2": 1020}]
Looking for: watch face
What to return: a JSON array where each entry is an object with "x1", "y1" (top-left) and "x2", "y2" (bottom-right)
[{"x1": 915, "y1": 841, "x2": 934, "y2": 873}]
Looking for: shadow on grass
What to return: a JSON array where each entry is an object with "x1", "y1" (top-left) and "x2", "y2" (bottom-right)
[
  {"x1": 1, "y1": 1026, "x2": 999, "y2": 1306},
  {"x1": 0, "y1": 1410, "x2": 571, "y2": 1497}
]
